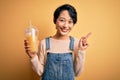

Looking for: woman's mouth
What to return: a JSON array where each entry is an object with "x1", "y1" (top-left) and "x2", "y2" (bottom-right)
[{"x1": 60, "y1": 28, "x2": 68, "y2": 33}]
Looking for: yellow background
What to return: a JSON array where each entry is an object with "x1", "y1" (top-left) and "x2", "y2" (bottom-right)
[{"x1": 0, "y1": 0, "x2": 120, "y2": 80}]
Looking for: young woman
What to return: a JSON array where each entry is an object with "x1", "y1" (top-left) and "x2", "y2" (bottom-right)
[{"x1": 24, "y1": 4, "x2": 91, "y2": 80}]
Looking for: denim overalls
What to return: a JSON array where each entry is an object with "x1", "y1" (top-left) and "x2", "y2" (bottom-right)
[{"x1": 42, "y1": 36, "x2": 74, "y2": 80}]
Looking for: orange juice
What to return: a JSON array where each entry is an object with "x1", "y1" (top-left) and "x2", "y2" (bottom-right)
[
  {"x1": 26, "y1": 35, "x2": 38, "y2": 52},
  {"x1": 25, "y1": 26, "x2": 38, "y2": 52}
]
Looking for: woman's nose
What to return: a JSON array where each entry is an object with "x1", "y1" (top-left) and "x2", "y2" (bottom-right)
[{"x1": 63, "y1": 22, "x2": 69, "y2": 28}]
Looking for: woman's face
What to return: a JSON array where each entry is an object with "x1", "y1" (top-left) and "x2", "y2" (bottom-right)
[{"x1": 55, "y1": 10, "x2": 74, "y2": 36}]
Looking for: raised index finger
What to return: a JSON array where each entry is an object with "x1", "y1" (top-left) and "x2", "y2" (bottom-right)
[{"x1": 85, "y1": 32, "x2": 92, "y2": 39}]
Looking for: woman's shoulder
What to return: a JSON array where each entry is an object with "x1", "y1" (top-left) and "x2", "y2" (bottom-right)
[
  {"x1": 39, "y1": 36, "x2": 51, "y2": 45},
  {"x1": 39, "y1": 38, "x2": 46, "y2": 45},
  {"x1": 71, "y1": 37, "x2": 80, "y2": 50},
  {"x1": 70, "y1": 36, "x2": 79, "y2": 42},
  {"x1": 71, "y1": 37, "x2": 80, "y2": 47}
]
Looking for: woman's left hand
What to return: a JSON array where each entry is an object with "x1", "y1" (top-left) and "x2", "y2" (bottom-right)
[{"x1": 79, "y1": 32, "x2": 92, "y2": 50}]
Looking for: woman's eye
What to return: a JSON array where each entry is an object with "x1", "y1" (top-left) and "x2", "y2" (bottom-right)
[
  {"x1": 69, "y1": 21, "x2": 73, "y2": 24},
  {"x1": 60, "y1": 19, "x2": 64, "y2": 22}
]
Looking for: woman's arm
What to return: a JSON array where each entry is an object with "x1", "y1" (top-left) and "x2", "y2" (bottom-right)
[
  {"x1": 30, "y1": 39, "x2": 46, "y2": 76},
  {"x1": 74, "y1": 33, "x2": 91, "y2": 76},
  {"x1": 74, "y1": 49, "x2": 86, "y2": 76}
]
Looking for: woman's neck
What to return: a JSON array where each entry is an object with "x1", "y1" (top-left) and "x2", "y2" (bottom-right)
[{"x1": 52, "y1": 34, "x2": 69, "y2": 40}]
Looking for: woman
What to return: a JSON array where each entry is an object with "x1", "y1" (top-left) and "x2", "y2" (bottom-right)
[{"x1": 24, "y1": 4, "x2": 91, "y2": 80}]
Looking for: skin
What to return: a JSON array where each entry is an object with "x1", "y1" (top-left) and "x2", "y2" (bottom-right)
[{"x1": 24, "y1": 10, "x2": 91, "y2": 58}]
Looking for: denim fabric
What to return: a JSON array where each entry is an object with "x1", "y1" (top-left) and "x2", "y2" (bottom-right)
[{"x1": 42, "y1": 36, "x2": 74, "y2": 80}]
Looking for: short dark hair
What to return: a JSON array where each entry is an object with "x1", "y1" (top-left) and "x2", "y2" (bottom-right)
[{"x1": 53, "y1": 4, "x2": 77, "y2": 24}]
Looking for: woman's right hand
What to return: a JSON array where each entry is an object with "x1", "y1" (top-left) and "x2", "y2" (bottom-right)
[{"x1": 24, "y1": 40, "x2": 37, "y2": 58}]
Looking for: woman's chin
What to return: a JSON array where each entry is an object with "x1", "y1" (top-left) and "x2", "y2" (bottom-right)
[{"x1": 60, "y1": 31, "x2": 69, "y2": 36}]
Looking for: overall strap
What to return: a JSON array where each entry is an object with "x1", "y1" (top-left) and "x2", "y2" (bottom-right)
[
  {"x1": 69, "y1": 36, "x2": 74, "y2": 51},
  {"x1": 45, "y1": 37, "x2": 50, "y2": 50}
]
